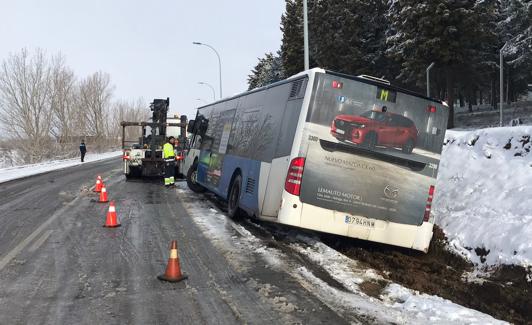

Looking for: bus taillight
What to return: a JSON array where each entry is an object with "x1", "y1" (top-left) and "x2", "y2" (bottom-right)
[
  {"x1": 423, "y1": 185, "x2": 435, "y2": 222},
  {"x1": 285, "y1": 157, "x2": 306, "y2": 196}
]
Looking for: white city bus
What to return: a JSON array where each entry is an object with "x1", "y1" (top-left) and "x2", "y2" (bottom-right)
[{"x1": 183, "y1": 68, "x2": 448, "y2": 252}]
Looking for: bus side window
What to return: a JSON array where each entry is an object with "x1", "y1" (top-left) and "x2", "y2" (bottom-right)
[{"x1": 275, "y1": 98, "x2": 304, "y2": 158}]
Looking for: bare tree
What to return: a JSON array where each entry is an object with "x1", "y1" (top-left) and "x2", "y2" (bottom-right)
[
  {"x1": 111, "y1": 98, "x2": 149, "y2": 145},
  {"x1": 0, "y1": 49, "x2": 55, "y2": 163},
  {"x1": 0, "y1": 49, "x2": 144, "y2": 164},
  {"x1": 50, "y1": 54, "x2": 77, "y2": 153},
  {"x1": 79, "y1": 71, "x2": 114, "y2": 146}
]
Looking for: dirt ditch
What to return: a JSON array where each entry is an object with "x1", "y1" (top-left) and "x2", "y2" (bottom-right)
[
  {"x1": 320, "y1": 226, "x2": 531, "y2": 324},
  {"x1": 201, "y1": 191, "x2": 530, "y2": 324}
]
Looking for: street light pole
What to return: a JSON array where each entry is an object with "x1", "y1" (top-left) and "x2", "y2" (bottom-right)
[
  {"x1": 426, "y1": 62, "x2": 435, "y2": 97},
  {"x1": 303, "y1": 0, "x2": 309, "y2": 71},
  {"x1": 500, "y1": 46, "x2": 505, "y2": 127},
  {"x1": 499, "y1": 35, "x2": 520, "y2": 127},
  {"x1": 198, "y1": 82, "x2": 216, "y2": 101},
  {"x1": 193, "y1": 42, "x2": 223, "y2": 99}
]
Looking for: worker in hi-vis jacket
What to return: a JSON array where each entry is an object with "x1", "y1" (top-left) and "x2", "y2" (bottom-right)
[{"x1": 163, "y1": 136, "x2": 176, "y2": 187}]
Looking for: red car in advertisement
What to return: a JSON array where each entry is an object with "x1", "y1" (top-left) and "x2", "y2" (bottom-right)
[{"x1": 331, "y1": 110, "x2": 418, "y2": 154}]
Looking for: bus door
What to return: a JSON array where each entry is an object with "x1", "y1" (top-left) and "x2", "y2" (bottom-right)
[{"x1": 198, "y1": 107, "x2": 235, "y2": 192}]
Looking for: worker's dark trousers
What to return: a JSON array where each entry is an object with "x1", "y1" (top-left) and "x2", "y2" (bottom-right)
[
  {"x1": 81, "y1": 152, "x2": 86, "y2": 162},
  {"x1": 164, "y1": 159, "x2": 175, "y2": 186}
]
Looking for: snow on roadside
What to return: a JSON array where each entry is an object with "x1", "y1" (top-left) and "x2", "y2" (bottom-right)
[
  {"x1": 176, "y1": 183, "x2": 507, "y2": 324},
  {"x1": 381, "y1": 284, "x2": 505, "y2": 325},
  {"x1": 289, "y1": 235, "x2": 506, "y2": 324},
  {"x1": 434, "y1": 126, "x2": 532, "y2": 268},
  {"x1": 0, "y1": 151, "x2": 122, "y2": 184}
]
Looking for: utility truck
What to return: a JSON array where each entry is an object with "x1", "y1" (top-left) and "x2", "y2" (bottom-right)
[{"x1": 121, "y1": 98, "x2": 187, "y2": 178}]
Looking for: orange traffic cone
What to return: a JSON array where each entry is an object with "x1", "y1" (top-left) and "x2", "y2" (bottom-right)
[
  {"x1": 94, "y1": 178, "x2": 103, "y2": 192},
  {"x1": 98, "y1": 185, "x2": 109, "y2": 203},
  {"x1": 157, "y1": 240, "x2": 187, "y2": 283},
  {"x1": 103, "y1": 201, "x2": 120, "y2": 228}
]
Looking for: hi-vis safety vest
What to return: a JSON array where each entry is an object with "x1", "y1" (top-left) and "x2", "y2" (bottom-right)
[{"x1": 163, "y1": 143, "x2": 175, "y2": 159}]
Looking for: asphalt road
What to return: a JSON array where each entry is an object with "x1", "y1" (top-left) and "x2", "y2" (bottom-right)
[{"x1": 0, "y1": 158, "x2": 348, "y2": 324}]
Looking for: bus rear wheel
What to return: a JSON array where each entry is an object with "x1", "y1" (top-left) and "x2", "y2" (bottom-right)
[
  {"x1": 227, "y1": 175, "x2": 243, "y2": 219},
  {"x1": 187, "y1": 161, "x2": 206, "y2": 193}
]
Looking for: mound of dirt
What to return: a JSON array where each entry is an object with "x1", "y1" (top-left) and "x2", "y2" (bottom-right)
[{"x1": 321, "y1": 226, "x2": 532, "y2": 324}]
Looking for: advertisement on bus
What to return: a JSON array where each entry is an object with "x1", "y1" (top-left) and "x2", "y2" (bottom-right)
[{"x1": 300, "y1": 73, "x2": 448, "y2": 226}]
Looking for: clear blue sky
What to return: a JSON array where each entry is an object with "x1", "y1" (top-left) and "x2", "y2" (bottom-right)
[{"x1": 0, "y1": 0, "x2": 286, "y2": 119}]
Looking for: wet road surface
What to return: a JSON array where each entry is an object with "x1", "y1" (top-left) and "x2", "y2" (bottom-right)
[{"x1": 0, "y1": 157, "x2": 349, "y2": 324}]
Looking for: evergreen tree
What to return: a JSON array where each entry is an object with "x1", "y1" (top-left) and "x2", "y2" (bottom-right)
[
  {"x1": 499, "y1": 0, "x2": 532, "y2": 100},
  {"x1": 280, "y1": 0, "x2": 392, "y2": 79},
  {"x1": 386, "y1": 0, "x2": 498, "y2": 128},
  {"x1": 280, "y1": 0, "x2": 305, "y2": 77},
  {"x1": 247, "y1": 52, "x2": 285, "y2": 90}
]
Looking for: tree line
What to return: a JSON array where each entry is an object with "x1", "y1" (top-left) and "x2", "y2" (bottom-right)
[
  {"x1": 0, "y1": 49, "x2": 148, "y2": 164},
  {"x1": 248, "y1": 0, "x2": 532, "y2": 128}
]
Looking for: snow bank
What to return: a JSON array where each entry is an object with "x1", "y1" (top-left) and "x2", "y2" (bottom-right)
[
  {"x1": 0, "y1": 151, "x2": 122, "y2": 184},
  {"x1": 381, "y1": 284, "x2": 505, "y2": 324},
  {"x1": 434, "y1": 126, "x2": 532, "y2": 267}
]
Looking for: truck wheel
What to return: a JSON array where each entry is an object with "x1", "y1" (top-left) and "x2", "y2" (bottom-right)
[
  {"x1": 227, "y1": 174, "x2": 243, "y2": 219},
  {"x1": 402, "y1": 139, "x2": 415, "y2": 154},
  {"x1": 126, "y1": 167, "x2": 141, "y2": 179},
  {"x1": 187, "y1": 161, "x2": 206, "y2": 193},
  {"x1": 175, "y1": 165, "x2": 182, "y2": 179}
]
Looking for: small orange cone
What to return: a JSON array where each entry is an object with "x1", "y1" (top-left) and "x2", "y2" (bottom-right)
[
  {"x1": 94, "y1": 178, "x2": 103, "y2": 192},
  {"x1": 103, "y1": 201, "x2": 121, "y2": 228},
  {"x1": 98, "y1": 185, "x2": 109, "y2": 203},
  {"x1": 157, "y1": 240, "x2": 187, "y2": 283}
]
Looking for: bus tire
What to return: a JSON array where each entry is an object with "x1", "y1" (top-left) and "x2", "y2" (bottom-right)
[
  {"x1": 227, "y1": 174, "x2": 243, "y2": 219},
  {"x1": 187, "y1": 161, "x2": 206, "y2": 193}
]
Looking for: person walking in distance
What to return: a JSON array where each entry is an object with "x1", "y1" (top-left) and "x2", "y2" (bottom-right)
[
  {"x1": 80, "y1": 140, "x2": 87, "y2": 162},
  {"x1": 163, "y1": 136, "x2": 176, "y2": 187}
]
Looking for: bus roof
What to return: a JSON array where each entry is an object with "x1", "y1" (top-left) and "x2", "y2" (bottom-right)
[
  {"x1": 194, "y1": 68, "x2": 443, "y2": 111},
  {"x1": 325, "y1": 70, "x2": 444, "y2": 104}
]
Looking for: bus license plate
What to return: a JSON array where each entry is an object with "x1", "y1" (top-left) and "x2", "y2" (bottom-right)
[
  {"x1": 336, "y1": 129, "x2": 345, "y2": 135},
  {"x1": 344, "y1": 215, "x2": 376, "y2": 228}
]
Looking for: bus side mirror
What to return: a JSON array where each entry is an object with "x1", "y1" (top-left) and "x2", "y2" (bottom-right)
[{"x1": 188, "y1": 120, "x2": 196, "y2": 133}]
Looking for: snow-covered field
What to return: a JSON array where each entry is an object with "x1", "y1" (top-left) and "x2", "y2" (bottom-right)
[
  {"x1": 0, "y1": 151, "x2": 122, "y2": 184},
  {"x1": 434, "y1": 126, "x2": 532, "y2": 268}
]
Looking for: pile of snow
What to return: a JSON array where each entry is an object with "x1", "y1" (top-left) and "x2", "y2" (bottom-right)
[
  {"x1": 434, "y1": 126, "x2": 532, "y2": 268},
  {"x1": 381, "y1": 284, "x2": 505, "y2": 324},
  {"x1": 0, "y1": 151, "x2": 122, "y2": 184}
]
